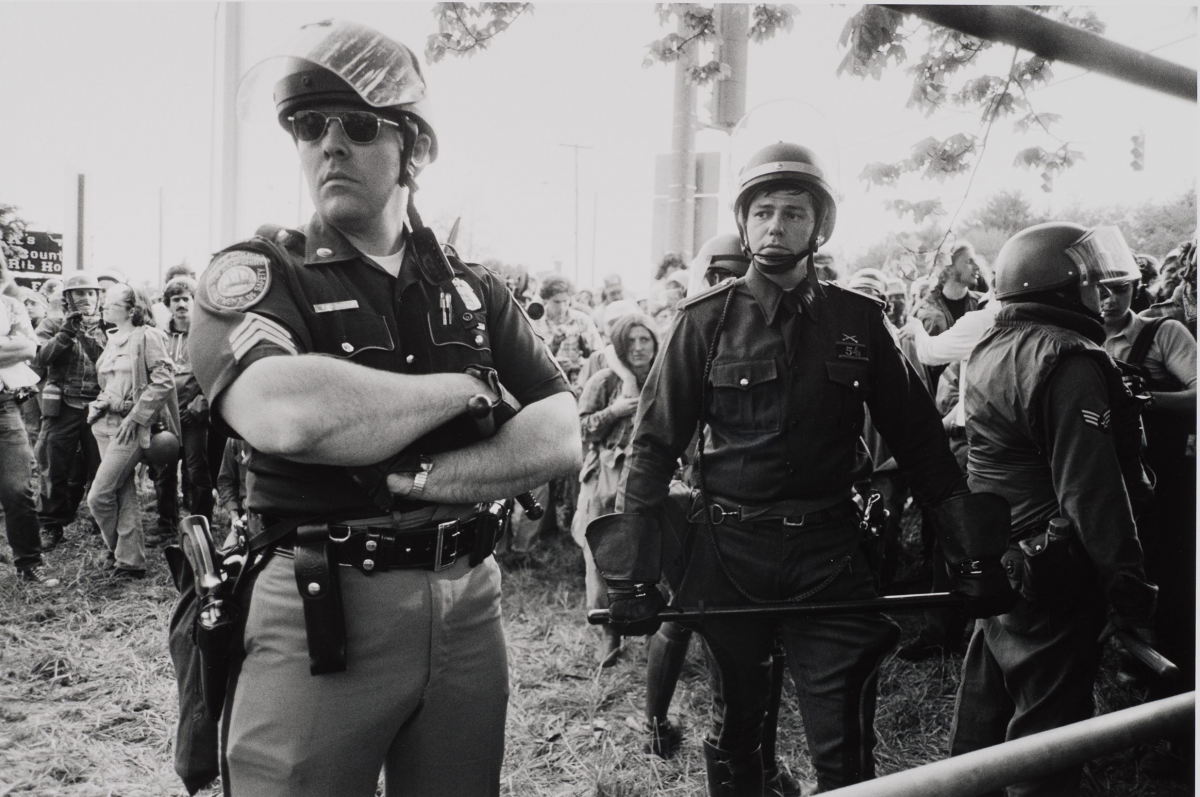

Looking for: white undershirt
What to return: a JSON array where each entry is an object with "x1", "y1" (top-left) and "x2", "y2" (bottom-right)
[{"x1": 365, "y1": 249, "x2": 404, "y2": 278}]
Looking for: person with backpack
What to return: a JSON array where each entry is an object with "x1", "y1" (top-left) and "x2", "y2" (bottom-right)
[{"x1": 1102, "y1": 256, "x2": 1196, "y2": 778}]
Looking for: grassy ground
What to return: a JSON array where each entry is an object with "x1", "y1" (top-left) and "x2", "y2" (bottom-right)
[{"x1": 0, "y1": 495, "x2": 1192, "y2": 796}]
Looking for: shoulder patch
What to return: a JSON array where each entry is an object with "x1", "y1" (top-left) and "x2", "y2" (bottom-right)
[
  {"x1": 679, "y1": 276, "x2": 741, "y2": 310},
  {"x1": 1080, "y1": 408, "x2": 1112, "y2": 431},
  {"x1": 205, "y1": 250, "x2": 272, "y2": 311}
]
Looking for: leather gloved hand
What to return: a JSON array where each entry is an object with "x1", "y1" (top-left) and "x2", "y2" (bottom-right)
[
  {"x1": 931, "y1": 492, "x2": 1020, "y2": 619},
  {"x1": 63, "y1": 312, "x2": 84, "y2": 335},
  {"x1": 947, "y1": 558, "x2": 1019, "y2": 619},
  {"x1": 606, "y1": 580, "x2": 666, "y2": 637}
]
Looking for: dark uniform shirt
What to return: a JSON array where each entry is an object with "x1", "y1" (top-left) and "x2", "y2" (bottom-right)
[
  {"x1": 620, "y1": 265, "x2": 963, "y2": 518},
  {"x1": 189, "y1": 214, "x2": 570, "y2": 518},
  {"x1": 965, "y1": 303, "x2": 1155, "y2": 622}
]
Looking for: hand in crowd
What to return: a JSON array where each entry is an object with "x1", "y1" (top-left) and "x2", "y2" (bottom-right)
[
  {"x1": 86, "y1": 400, "x2": 109, "y2": 425},
  {"x1": 115, "y1": 415, "x2": 140, "y2": 445},
  {"x1": 610, "y1": 395, "x2": 639, "y2": 419},
  {"x1": 63, "y1": 311, "x2": 85, "y2": 334}
]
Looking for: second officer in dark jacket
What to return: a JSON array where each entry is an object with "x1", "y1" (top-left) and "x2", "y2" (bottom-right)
[{"x1": 588, "y1": 139, "x2": 1016, "y2": 795}]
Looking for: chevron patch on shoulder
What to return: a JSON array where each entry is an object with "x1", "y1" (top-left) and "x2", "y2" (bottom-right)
[
  {"x1": 230, "y1": 313, "x2": 298, "y2": 362},
  {"x1": 1080, "y1": 408, "x2": 1112, "y2": 431}
]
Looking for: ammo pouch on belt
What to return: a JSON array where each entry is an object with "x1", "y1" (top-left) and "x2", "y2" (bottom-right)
[{"x1": 1001, "y1": 518, "x2": 1081, "y2": 608}]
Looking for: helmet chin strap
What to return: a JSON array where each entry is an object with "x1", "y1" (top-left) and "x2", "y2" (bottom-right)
[{"x1": 752, "y1": 248, "x2": 812, "y2": 276}]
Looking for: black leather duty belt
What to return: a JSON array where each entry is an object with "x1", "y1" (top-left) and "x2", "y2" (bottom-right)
[
  {"x1": 705, "y1": 500, "x2": 857, "y2": 527},
  {"x1": 279, "y1": 515, "x2": 491, "y2": 575}
]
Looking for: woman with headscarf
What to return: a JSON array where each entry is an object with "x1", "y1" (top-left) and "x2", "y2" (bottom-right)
[{"x1": 571, "y1": 313, "x2": 658, "y2": 666}]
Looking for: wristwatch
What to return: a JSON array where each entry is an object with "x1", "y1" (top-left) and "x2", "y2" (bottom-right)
[{"x1": 396, "y1": 454, "x2": 433, "y2": 500}]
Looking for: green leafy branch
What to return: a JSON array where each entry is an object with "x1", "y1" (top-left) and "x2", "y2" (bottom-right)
[
  {"x1": 426, "y1": 3, "x2": 532, "y2": 64},
  {"x1": 643, "y1": 4, "x2": 798, "y2": 84}
]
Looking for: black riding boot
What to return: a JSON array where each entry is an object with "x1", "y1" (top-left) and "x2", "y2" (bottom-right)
[
  {"x1": 644, "y1": 622, "x2": 691, "y2": 758},
  {"x1": 762, "y1": 646, "x2": 803, "y2": 797},
  {"x1": 704, "y1": 740, "x2": 765, "y2": 797}
]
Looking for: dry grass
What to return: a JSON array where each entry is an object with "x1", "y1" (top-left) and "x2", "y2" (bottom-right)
[{"x1": 0, "y1": 497, "x2": 1192, "y2": 796}]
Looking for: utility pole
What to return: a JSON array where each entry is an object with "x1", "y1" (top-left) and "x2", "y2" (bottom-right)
[
  {"x1": 559, "y1": 142, "x2": 592, "y2": 284},
  {"x1": 75, "y1": 174, "x2": 85, "y2": 271},
  {"x1": 211, "y1": 2, "x2": 243, "y2": 251},
  {"x1": 666, "y1": 9, "x2": 698, "y2": 262},
  {"x1": 158, "y1": 187, "x2": 164, "y2": 285}
]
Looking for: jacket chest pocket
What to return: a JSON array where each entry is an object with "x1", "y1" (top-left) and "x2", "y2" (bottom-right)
[
  {"x1": 709, "y1": 359, "x2": 782, "y2": 433},
  {"x1": 824, "y1": 361, "x2": 871, "y2": 430},
  {"x1": 314, "y1": 310, "x2": 394, "y2": 359}
]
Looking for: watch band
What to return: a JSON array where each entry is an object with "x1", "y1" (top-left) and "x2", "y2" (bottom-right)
[{"x1": 408, "y1": 455, "x2": 433, "y2": 500}]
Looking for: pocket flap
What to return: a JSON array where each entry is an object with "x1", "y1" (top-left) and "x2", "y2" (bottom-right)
[
  {"x1": 711, "y1": 359, "x2": 778, "y2": 391},
  {"x1": 825, "y1": 361, "x2": 870, "y2": 394},
  {"x1": 319, "y1": 310, "x2": 394, "y2": 357}
]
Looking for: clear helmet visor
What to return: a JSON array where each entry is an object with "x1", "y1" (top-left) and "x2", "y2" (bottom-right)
[
  {"x1": 727, "y1": 98, "x2": 842, "y2": 209},
  {"x1": 237, "y1": 19, "x2": 427, "y2": 124},
  {"x1": 1066, "y1": 226, "x2": 1140, "y2": 285}
]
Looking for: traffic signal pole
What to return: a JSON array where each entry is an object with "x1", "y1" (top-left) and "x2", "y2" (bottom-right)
[
  {"x1": 885, "y1": 5, "x2": 1197, "y2": 103},
  {"x1": 666, "y1": 9, "x2": 699, "y2": 263}
]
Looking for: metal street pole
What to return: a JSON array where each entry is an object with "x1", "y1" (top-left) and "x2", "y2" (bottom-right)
[
  {"x1": 559, "y1": 143, "x2": 592, "y2": 284},
  {"x1": 666, "y1": 8, "x2": 699, "y2": 262},
  {"x1": 885, "y1": 5, "x2": 1197, "y2": 102}
]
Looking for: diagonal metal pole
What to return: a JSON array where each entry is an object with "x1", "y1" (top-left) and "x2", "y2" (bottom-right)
[{"x1": 885, "y1": 5, "x2": 1197, "y2": 102}]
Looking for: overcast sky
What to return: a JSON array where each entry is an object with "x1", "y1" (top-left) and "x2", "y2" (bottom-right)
[{"x1": 0, "y1": 2, "x2": 1195, "y2": 293}]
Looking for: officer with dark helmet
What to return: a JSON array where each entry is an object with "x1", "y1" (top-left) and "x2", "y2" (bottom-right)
[
  {"x1": 588, "y1": 109, "x2": 1017, "y2": 794},
  {"x1": 687, "y1": 232, "x2": 751, "y2": 296},
  {"x1": 949, "y1": 223, "x2": 1158, "y2": 797},
  {"x1": 187, "y1": 20, "x2": 579, "y2": 797}
]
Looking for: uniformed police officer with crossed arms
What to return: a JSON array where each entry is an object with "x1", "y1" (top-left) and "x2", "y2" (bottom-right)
[
  {"x1": 189, "y1": 21, "x2": 579, "y2": 797},
  {"x1": 588, "y1": 134, "x2": 1017, "y2": 795}
]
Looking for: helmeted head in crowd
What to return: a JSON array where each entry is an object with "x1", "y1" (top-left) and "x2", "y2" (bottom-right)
[
  {"x1": 687, "y1": 233, "x2": 750, "y2": 296},
  {"x1": 847, "y1": 268, "x2": 888, "y2": 302},
  {"x1": 733, "y1": 142, "x2": 837, "y2": 277},
  {"x1": 61, "y1": 271, "x2": 101, "y2": 317},
  {"x1": 993, "y1": 222, "x2": 1140, "y2": 320},
  {"x1": 264, "y1": 21, "x2": 436, "y2": 229}
]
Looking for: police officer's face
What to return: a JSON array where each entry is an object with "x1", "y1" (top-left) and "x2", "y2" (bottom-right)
[
  {"x1": 297, "y1": 102, "x2": 406, "y2": 228},
  {"x1": 745, "y1": 190, "x2": 816, "y2": 259}
]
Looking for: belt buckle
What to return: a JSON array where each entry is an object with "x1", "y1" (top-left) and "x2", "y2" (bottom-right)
[
  {"x1": 708, "y1": 504, "x2": 728, "y2": 525},
  {"x1": 328, "y1": 525, "x2": 352, "y2": 543},
  {"x1": 782, "y1": 515, "x2": 806, "y2": 527},
  {"x1": 434, "y1": 520, "x2": 460, "y2": 571}
]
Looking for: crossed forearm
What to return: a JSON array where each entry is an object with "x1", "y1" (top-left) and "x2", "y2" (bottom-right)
[
  {"x1": 221, "y1": 354, "x2": 486, "y2": 466},
  {"x1": 387, "y1": 392, "x2": 582, "y2": 503}
]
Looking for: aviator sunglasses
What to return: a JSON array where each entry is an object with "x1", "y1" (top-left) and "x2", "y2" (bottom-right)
[{"x1": 289, "y1": 110, "x2": 400, "y2": 144}]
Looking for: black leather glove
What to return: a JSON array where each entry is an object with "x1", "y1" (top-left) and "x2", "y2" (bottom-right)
[
  {"x1": 464, "y1": 365, "x2": 518, "y2": 427},
  {"x1": 931, "y1": 492, "x2": 1019, "y2": 619},
  {"x1": 63, "y1": 312, "x2": 84, "y2": 335},
  {"x1": 606, "y1": 581, "x2": 666, "y2": 637},
  {"x1": 586, "y1": 513, "x2": 664, "y2": 634}
]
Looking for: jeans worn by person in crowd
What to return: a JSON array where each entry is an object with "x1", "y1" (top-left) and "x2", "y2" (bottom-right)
[
  {"x1": 88, "y1": 412, "x2": 148, "y2": 571},
  {"x1": 0, "y1": 401, "x2": 45, "y2": 570},
  {"x1": 38, "y1": 403, "x2": 102, "y2": 529}
]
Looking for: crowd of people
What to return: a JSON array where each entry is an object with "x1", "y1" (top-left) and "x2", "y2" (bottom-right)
[
  {"x1": 0, "y1": 256, "x2": 247, "y2": 585},
  {"x1": 0, "y1": 19, "x2": 1195, "y2": 797}
]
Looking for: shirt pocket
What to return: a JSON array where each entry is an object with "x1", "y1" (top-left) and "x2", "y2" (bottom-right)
[
  {"x1": 825, "y1": 361, "x2": 871, "y2": 431},
  {"x1": 709, "y1": 359, "x2": 782, "y2": 433},
  {"x1": 314, "y1": 310, "x2": 394, "y2": 359},
  {"x1": 427, "y1": 313, "x2": 492, "y2": 354}
]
